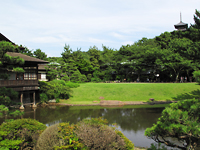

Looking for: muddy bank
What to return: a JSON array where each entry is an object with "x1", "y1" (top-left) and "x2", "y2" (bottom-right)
[{"x1": 49, "y1": 100, "x2": 176, "y2": 106}]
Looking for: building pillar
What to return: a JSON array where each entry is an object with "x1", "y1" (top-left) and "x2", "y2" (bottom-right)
[
  {"x1": 32, "y1": 91, "x2": 37, "y2": 108},
  {"x1": 33, "y1": 108, "x2": 36, "y2": 119},
  {"x1": 19, "y1": 92, "x2": 24, "y2": 110}
]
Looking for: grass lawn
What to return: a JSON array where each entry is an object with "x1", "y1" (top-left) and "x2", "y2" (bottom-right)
[{"x1": 61, "y1": 82, "x2": 200, "y2": 105}]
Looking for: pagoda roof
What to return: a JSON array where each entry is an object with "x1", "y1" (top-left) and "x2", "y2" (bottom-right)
[{"x1": 174, "y1": 21, "x2": 188, "y2": 27}]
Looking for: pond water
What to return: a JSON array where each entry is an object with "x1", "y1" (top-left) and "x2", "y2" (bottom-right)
[{"x1": 0, "y1": 105, "x2": 167, "y2": 148}]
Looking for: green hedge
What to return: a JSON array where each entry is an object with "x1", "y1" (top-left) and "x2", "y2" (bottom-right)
[{"x1": 0, "y1": 119, "x2": 46, "y2": 149}]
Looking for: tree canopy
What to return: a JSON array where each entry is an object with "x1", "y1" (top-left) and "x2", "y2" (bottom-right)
[{"x1": 0, "y1": 41, "x2": 25, "y2": 79}]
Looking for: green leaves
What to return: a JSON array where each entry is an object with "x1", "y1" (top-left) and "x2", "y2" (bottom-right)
[
  {"x1": 193, "y1": 70, "x2": 200, "y2": 84},
  {"x1": 145, "y1": 99, "x2": 200, "y2": 149},
  {"x1": 13, "y1": 67, "x2": 24, "y2": 73},
  {"x1": 0, "y1": 119, "x2": 46, "y2": 150},
  {"x1": 39, "y1": 80, "x2": 74, "y2": 100},
  {"x1": 33, "y1": 49, "x2": 48, "y2": 60}
]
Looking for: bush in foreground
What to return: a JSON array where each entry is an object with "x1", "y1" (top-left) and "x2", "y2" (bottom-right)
[
  {"x1": 36, "y1": 124, "x2": 62, "y2": 150},
  {"x1": 37, "y1": 117, "x2": 134, "y2": 150},
  {"x1": 0, "y1": 119, "x2": 46, "y2": 150}
]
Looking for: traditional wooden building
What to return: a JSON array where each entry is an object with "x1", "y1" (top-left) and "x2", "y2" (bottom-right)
[
  {"x1": 0, "y1": 33, "x2": 48, "y2": 109},
  {"x1": 38, "y1": 64, "x2": 48, "y2": 81}
]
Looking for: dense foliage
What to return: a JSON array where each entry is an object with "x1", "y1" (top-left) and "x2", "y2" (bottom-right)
[
  {"x1": 145, "y1": 99, "x2": 200, "y2": 150},
  {"x1": 0, "y1": 119, "x2": 46, "y2": 150},
  {"x1": 0, "y1": 41, "x2": 25, "y2": 80},
  {"x1": 0, "y1": 87, "x2": 18, "y2": 106},
  {"x1": 39, "y1": 80, "x2": 79, "y2": 102},
  {"x1": 0, "y1": 105, "x2": 24, "y2": 119}
]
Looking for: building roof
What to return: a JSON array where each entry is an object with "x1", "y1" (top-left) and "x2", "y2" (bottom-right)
[
  {"x1": 38, "y1": 64, "x2": 48, "y2": 70},
  {"x1": 0, "y1": 33, "x2": 25, "y2": 50},
  {"x1": 6, "y1": 52, "x2": 49, "y2": 64},
  {"x1": 174, "y1": 21, "x2": 188, "y2": 27},
  {"x1": 0, "y1": 33, "x2": 13, "y2": 43}
]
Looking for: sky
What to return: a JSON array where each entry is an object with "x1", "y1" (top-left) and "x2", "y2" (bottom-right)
[{"x1": 1, "y1": 0, "x2": 199, "y2": 57}]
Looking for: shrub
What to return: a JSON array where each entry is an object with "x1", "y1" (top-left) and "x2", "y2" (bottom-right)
[
  {"x1": 193, "y1": 70, "x2": 200, "y2": 84},
  {"x1": 70, "y1": 71, "x2": 87, "y2": 83},
  {"x1": 115, "y1": 130, "x2": 134, "y2": 150},
  {"x1": 0, "y1": 119, "x2": 46, "y2": 150},
  {"x1": 56, "y1": 98, "x2": 60, "y2": 103},
  {"x1": 36, "y1": 124, "x2": 62, "y2": 150},
  {"x1": 0, "y1": 105, "x2": 24, "y2": 119},
  {"x1": 75, "y1": 121, "x2": 126, "y2": 149},
  {"x1": 64, "y1": 82, "x2": 80, "y2": 88},
  {"x1": 0, "y1": 105, "x2": 9, "y2": 117},
  {"x1": 91, "y1": 77, "x2": 101, "y2": 82},
  {"x1": 56, "y1": 122, "x2": 85, "y2": 150},
  {"x1": 57, "y1": 117, "x2": 134, "y2": 150},
  {"x1": 34, "y1": 118, "x2": 134, "y2": 150},
  {"x1": 39, "y1": 80, "x2": 73, "y2": 100},
  {"x1": 39, "y1": 93, "x2": 48, "y2": 103},
  {"x1": 0, "y1": 87, "x2": 18, "y2": 106}
]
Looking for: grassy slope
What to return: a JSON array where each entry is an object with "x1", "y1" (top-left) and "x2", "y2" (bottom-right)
[{"x1": 63, "y1": 83, "x2": 200, "y2": 104}]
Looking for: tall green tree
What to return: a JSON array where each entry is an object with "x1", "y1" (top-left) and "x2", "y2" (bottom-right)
[
  {"x1": 72, "y1": 49, "x2": 93, "y2": 76},
  {"x1": 61, "y1": 44, "x2": 87, "y2": 82},
  {"x1": 192, "y1": 9, "x2": 200, "y2": 29},
  {"x1": 87, "y1": 46, "x2": 102, "y2": 69},
  {"x1": 33, "y1": 49, "x2": 48, "y2": 60},
  {"x1": 155, "y1": 38, "x2": 193, "y2": 82},
  {"x1": 46, "y1": 62, "x2": 61, "y2": 81},
  {"x1": 0, "y1": 41, "x2": 24, "y2": 80},
  {"x1": 17, "y1": 46, "x2": 33, "y2": 56}
]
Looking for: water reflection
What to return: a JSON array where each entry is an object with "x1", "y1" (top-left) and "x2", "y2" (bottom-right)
[{"x1": 0, "y1": 105, "x2": 164, "y2": 148}]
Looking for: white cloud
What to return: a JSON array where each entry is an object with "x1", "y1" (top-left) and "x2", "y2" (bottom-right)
[{"x1": 0, "y1": 0, "x2": 199, "y2": 56}]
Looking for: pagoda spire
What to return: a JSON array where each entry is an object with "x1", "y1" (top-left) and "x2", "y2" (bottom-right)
[
  {"x1": 180, "y1": 12, "x2": 182, "y2": 22},
  {"x1": 174, "y1": 12, "x2": 188, "y2": 31}
]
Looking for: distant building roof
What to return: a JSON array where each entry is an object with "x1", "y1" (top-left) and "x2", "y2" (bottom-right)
[
  {"x1": 174, "y1": 21, "x2": 188, "y2": 27},
  {"x1": 174, "y1": 21, "x2": 188, "y2": 31},
  {"x1": 0, "y1": 33, "x2": 25, "y2": 50},
  {"x1": 38, "y1": 64, "x2": 48, "y2": 70},
  {"x1": 6, "y1": 52, "x2": 48, "y2": 64},
  {"x1": 174, "y1": 13, "x2": 188, "y2": 31}
]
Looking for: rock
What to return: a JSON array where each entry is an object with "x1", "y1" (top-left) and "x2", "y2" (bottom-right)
[
  {"x1": 48, "y1": 99, "x2": 56, "y2": 103},
  {"x1": 149, "y1": 98, "x2": 154, "y2": 101}
]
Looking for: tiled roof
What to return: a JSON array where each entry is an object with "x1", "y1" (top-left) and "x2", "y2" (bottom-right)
[
  {"x1": 6, "y1": 52, "x2": 49, "y2": 63},
  {"x1": 174, "y1": 21, "x2": 188, "y2": 26}
]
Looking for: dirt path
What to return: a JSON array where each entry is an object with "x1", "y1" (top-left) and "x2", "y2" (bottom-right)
[{"x1": 56, "y1": 100, "x2": 175, "y2": 106}]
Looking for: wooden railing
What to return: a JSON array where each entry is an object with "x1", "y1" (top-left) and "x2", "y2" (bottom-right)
[{"x1": 0, "y1": 80, "x2": 38, "y2": 87}]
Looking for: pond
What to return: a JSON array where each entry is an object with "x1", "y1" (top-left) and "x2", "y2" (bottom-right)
[{"x1": 0, "y1": 104, "x2": 168, "y2": 148}]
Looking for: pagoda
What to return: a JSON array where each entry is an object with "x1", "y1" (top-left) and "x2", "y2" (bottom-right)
[{"x1": 174, "y1": 13, "x2": 188, "y2": 31}]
